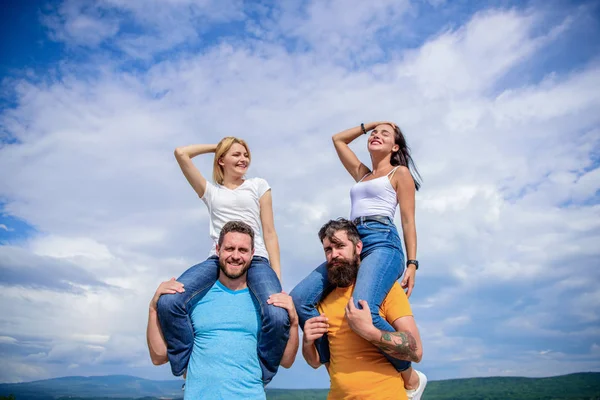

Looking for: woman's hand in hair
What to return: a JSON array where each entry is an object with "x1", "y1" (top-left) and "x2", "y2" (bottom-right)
[{"x1": 378, "y1": 121, "x2": 398, "y2": 131}]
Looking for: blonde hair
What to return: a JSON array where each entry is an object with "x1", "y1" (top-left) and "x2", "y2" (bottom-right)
[{"x1": 213, "y1": 137, "x2": 252, "y2": 185}]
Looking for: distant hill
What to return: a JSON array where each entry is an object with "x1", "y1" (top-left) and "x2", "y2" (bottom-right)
[
  {"x1": 0, "y1": 376, "x2": 182, "y2": 400},
  {"x1": 1, "y1": 372, "x2": 599, "y2": 400}
]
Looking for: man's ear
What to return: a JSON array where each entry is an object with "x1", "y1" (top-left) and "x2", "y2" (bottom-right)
[
  {"x1": 356, "y1": 240, "x2": 363, "y2": 255},
  {"x1": 215, "y1": 244, "x2": 220, "y2": 254}
]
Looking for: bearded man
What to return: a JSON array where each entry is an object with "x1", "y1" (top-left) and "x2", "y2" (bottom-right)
[
  {"x1": 299, "y1": 218, "x2": 426, "y2": 400},
  {"x1": 147, "y1": 221, "x2": 299, "y2": 399}
]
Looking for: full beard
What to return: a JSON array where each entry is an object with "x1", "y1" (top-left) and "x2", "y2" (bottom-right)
[
  {"x1": 327, "y1": 255, "x2": 360, "y2": 287},
  {"x1": 219, "y1": 261, "x2": 251, "y2": 280}
]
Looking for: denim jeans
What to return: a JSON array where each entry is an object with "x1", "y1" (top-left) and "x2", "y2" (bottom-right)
[
  {"x1": 157, "y1": 255, "x2": 290, "y2": 384},
  {"x1": 291, "y1": 217, "x2": 411, "y2": 372}
]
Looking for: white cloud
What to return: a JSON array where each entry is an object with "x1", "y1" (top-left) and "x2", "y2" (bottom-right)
[
  {"x1": 269, "y1": 0, "x2": 412, "y2": 62},
  {"x1": 42, "y1": 0, "x2": 246, "y2": 57},
  {"x1": 0, "y1": 336, "x2": 18, "y2": 344},
  {"x1": 0, "y1": 224, "x2": 12, "y2": 232},
  {"x1": 1, "y1": 1, "x2": 599, "y2": 385},
  {"x1": 42, "y1": 0, "x2": 121, "y2": 47}
]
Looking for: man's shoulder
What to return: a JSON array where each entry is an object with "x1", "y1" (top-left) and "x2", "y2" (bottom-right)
[
  {"x1": 381, "y1": 282, "x2": 412, "y2": 320},
  {"x1": 385, "y1": 282, "x2": 405, "y2": 299}
]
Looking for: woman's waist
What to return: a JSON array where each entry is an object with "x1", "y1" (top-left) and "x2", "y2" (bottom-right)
[
  {"x1": 353, "y1": 216, "x2": 402, "y2": 248},
  {"x1": 350, "y1": 200, "x2": 396, "y2": 221},
  {"x1": 351, "y1": 215, "x2": 394, "y2": 226}
]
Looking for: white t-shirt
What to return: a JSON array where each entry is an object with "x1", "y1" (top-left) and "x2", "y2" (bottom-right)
[{"x1": 201, "y1": 177, "x2": 271, "y2": 259}]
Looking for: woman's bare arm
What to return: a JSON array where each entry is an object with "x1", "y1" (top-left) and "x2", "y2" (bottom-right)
[
  {"x1": 259, "y1": 190, "x2": 281, "y2": 280},
  {"x1": 394, "y1": 167, "x2": 418, "y2": 297},
  {"x1": 174, "y1": 144, "x2": 217, "y2": 198}
]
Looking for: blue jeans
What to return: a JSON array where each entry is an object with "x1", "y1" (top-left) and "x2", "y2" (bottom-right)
[
  {"x1": 291, "y1": 217, "x2": 411, "y2": 372},
  {"x1": 157, "y1": 256, "x2": 290, "y2": 384}
]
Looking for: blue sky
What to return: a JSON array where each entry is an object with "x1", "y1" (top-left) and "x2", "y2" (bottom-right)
[{"x1": 1, "y1": 0, "x2": 599, "y2": 388}]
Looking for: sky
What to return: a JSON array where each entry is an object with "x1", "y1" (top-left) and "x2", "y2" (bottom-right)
[{"x1": 0, "y1": 0, "x2": 599, "y2": 389}]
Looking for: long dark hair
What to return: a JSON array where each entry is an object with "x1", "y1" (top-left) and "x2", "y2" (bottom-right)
[{"x1": 391, "y1": 126, "x2": 422, "y2": 191}]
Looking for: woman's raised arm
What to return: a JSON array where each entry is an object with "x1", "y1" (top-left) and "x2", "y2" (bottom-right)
[{"x1": 174, "y1": 144, "x2": 217, "y2": 198}]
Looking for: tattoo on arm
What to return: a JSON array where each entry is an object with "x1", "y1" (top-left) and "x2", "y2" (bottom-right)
[{"x1": 374, "y1": 331, "x2": 419, "y2": 362}]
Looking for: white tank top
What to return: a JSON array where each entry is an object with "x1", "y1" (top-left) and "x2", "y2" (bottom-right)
[{"x1": 350, "y1": 167, "x2": 399, "y2": 220}]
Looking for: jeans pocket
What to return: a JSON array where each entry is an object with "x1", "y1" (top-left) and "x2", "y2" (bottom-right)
[{"x1": 362, "y1": 221, "x2": 391, "y2": 233}]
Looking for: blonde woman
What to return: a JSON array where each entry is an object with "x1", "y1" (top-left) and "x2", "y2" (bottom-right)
[{"x1": 156, "y1": 137, "x2": 291, "y2": 385}]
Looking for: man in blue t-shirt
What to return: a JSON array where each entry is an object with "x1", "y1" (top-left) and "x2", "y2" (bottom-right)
[{"x1": 147, "y1": 221, "x2": 299, "y2": 399}]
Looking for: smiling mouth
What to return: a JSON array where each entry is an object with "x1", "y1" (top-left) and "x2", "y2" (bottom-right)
[{"x1": 228, "y1": 261, "x2": 243, "y2": 267}]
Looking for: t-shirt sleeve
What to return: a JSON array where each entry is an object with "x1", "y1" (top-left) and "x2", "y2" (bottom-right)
[
  {"x1": 201, "y1": 181, "x2": 215, "y2": 208},
  {"x1": 381, "y1": 283, "x2": 413, "y2": 324},
  {"x1": 254, "y1": 178, "x2": 271, "y2": 198}
]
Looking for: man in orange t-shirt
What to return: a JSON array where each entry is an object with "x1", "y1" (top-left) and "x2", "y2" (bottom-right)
[{"x1": 301, "y1": 219, "x2": 426, "y2": 400}]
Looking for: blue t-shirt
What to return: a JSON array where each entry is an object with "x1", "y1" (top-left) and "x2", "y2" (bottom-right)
[{"x1": 184, "y1": 280, "x2": 264, "y2": 400}]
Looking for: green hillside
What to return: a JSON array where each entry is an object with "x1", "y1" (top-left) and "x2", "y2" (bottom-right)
[{"x1": 0, "y1": 372, "x2": 599, "y2": 400}]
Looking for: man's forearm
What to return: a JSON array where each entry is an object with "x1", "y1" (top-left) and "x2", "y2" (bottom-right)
[
  {"x1": 280, "y1": 323, "x2": 299, "y2": 368},
  {"x1": 302, "y1": 339, "x2": 322, "y2": 369},
  {"x1": 369, "y1": 330, "x2": 421, "y2": 362},
  {"x1": 147, "y1": 308, "x2": 169, "y2": 365}
]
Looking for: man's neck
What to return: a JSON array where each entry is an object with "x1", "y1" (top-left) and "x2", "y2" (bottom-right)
[{"x1": 218, "y1": 274, "x2": 248, "y2": 291}]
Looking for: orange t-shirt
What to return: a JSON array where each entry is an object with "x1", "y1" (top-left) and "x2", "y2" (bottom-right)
[{"x1": 317, "y1": 282, "x2": 412, "y2": 400}]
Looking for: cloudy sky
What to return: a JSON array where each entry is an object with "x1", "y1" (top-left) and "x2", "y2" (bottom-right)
[{"x1": 1, "y1": 0, "x2": 599, "y2": 388}]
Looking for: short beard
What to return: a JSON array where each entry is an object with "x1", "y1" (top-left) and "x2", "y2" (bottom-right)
[
  {"x1": 219, "y1": 260, "x2": 251, "y2": 280},
  {"x1": 327, "y1": 254, "x2": 360, "y2": 287}
]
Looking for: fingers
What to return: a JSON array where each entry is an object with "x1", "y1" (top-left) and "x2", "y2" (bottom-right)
[
  {"x1": 306, "y1": 323, "x2": 329, "y2": 332},
  {"x1": 358, "y1": 299, "x2": 370, "y2": 312},
  {"x1": 306, "y1": 315, "x2": 328, "y2": 329},
  {"x1": 305, "y1": 331, "x2": 328, "y2": 340},
  {"x1": 305, "y1": 331, "x2": 327, "y2": 341},
  {"x1": 406, "y1": 282, "x2": 414, "y2": 298},
  {"x1": 347, "y1": 297, "x2": 357, "y2": 311},
  {"x1": 166, "y1": 282, "x2": 185, "y2": 291},
  {"x1": 269, "y1": 300, "x2": 291, "y2": 309},
  {"x1": 267, "y1": 293, "x2": 293, "y2": 306},
  {"x1": 306, "y1": 319, "x2": 329, "y2": 328},
  {"x1": 305, "y1": 314, "x2": 329, "y2": 340},
  {"x1": 159, "y1": 280, "x2": 185, "y2": 294},
  {"x1": 268, "y1": 293, "x2": 289, "y2": 301},
  {"x1": 307, "y1": 315, "x2": 328, "y2": 323},
  {"x1": 401, "y1": 276, "x2": 408, "y2": 288}
]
